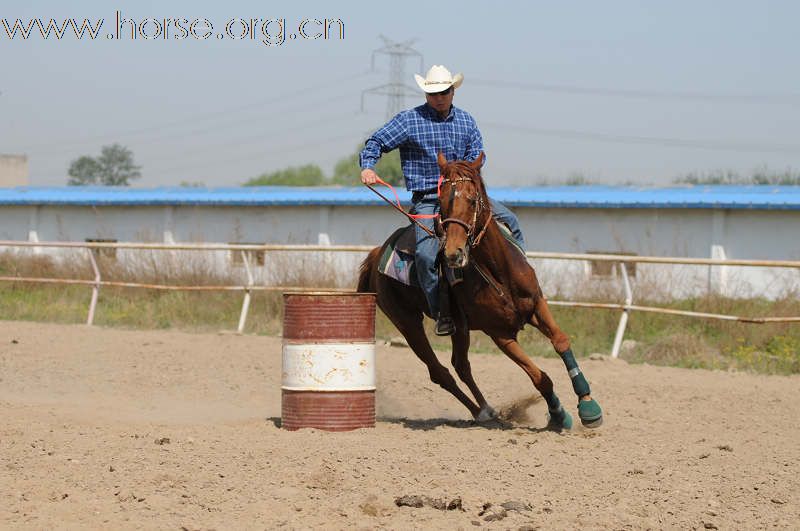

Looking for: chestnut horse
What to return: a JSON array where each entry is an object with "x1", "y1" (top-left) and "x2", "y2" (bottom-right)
[{"x1": 357, "y1": 152, "x2": 602, "y2": 429}]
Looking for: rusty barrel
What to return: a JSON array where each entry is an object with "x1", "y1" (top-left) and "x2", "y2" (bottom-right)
[{"x1": 281, "y1": 292, "x2": 376, "y2": 431}]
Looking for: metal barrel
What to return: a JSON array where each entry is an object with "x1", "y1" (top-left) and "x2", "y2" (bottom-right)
[{"x1": 281, "y1": 292, "x2": 376, "y2": 431}]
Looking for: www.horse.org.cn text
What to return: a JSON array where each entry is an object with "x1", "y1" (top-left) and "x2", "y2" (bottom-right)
[{"x1": 1, "y1": 11, "x2": 345, "y2": 47}]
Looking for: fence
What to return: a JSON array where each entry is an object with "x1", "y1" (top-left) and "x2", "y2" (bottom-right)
[{"x1": 1, "y1": 240, "x2": 799, "y2": 358}]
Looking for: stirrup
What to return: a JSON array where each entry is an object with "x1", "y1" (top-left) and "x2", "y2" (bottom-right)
[{"x1": 434, "y1": 316, "x2": 455, "y2": 336}]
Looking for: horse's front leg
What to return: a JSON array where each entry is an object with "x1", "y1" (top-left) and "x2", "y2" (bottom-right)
[
  {"x1": 388, "y1": 311, "x2": 481, "y2": 418},
  {"x1": 450, "y1": 320, "x2": 496, "y2": 422},
  {"x1": 531, "y1": 296, "x2": 603, "y2": 428},
  {"x1": 490, "y1": 336, "x2": 573, "y2": 430}
]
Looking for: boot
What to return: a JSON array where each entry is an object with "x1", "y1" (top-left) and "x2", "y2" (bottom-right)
[{"x1": 434, "y1": 267, "x2": 455, "y2": 336}]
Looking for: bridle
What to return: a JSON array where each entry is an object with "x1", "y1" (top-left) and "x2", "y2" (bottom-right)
[{"x1": 438, "y1": 173, "x2": 492, "y2": 249}]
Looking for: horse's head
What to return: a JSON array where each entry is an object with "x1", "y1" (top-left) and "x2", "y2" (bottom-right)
[{"x1": 437, "y1": 151, "x2": 491, "y2": 268}]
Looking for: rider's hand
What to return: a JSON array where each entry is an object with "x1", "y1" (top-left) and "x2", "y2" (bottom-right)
[{"x1": 361, "y1": 168, "x2": 379, "y2": 185}]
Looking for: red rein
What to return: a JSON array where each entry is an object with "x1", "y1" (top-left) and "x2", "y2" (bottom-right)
[{"x1": 374, "y1": 176, "x2": 441, "y2": 221}]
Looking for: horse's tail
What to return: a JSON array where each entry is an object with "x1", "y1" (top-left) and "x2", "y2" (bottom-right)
[{"x1": 357, "y1": 246, "x2": 381, "y2": 293}]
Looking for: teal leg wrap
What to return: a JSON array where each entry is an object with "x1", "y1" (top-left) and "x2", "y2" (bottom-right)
[
  {"x1": 543, "y1": 392, "x2": 561, "y2": 413},
  {"x1": 544, "y1": 392, "x2": 572, "y2": 430},
  {"x1": 560, "y1": 348, "x2": 591, "y2": 398}
]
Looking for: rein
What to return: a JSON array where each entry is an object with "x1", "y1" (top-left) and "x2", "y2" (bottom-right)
[
  {"x1": 368, "y1": 167, "x2": 503, "y2": 296},
  {"x1": 365, "y1": 171, "x2": 491, "y2": 248},
  {"x1": 365, "y1": 177, "x2": 437, "y2": 237}
]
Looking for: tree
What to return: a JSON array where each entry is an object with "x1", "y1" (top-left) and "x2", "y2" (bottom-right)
[
  {"x1": 66, "y1": 156, "x2": 101, "y2": 186},
  {"x1": 243, "y1": 164, "x2": 326, "y2": 186},
  {"x1": 67, "y1": 144, "x2": 141, "y2": 186},
  {"x1": 330, "y1": 147, "x2": 404, "y2": 186},
  {"x1": 242, "y1": 146, "x2": 405, "y2": 187}
]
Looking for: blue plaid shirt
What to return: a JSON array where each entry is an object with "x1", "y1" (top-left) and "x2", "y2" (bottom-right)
[{"x1": 359, "y1": 103, "x2": 485, "y2": 192}]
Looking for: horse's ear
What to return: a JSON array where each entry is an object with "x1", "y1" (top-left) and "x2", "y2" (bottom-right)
[
  {"x1": 437, "y1": 152, "x2": 448, "y2": 172},
  {"x1": 471, "y1": 151, "x2": 485, "y2": 171}
]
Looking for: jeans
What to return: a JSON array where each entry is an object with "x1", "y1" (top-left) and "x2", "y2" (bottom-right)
[{"x1": 410, "y1": 191, "x2": 524, "y2": 318}]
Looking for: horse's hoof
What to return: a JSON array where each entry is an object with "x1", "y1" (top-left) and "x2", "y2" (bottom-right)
[
  {"x1": 547, "y1": 406, "x2": 573, "y2": 431},
  {"x1": 475, "y1": 404, "x2": 498, "y2": 422},
  {"x1": 578, "y1": 399, "x2": 603, "y2": 428}
]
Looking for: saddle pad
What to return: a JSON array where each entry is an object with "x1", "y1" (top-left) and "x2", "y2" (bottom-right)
[
  {"x1": 394, "y1": 224, "x2": 417, "y2": 255},
  {"x1": 378, "y1": 224, "x2": 418, "y2": 286},
  {"x1": 379, "y1": 243, "x2": 418, "y2": 287}
]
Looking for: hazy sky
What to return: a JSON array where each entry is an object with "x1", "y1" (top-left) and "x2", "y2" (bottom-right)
[{"x1": 3, "y1": 0, "x2": 800, "y2": 187}]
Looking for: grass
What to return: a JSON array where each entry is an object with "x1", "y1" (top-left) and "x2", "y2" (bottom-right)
[
  {"x1": 674, "y1": 167, "x2": 800, "y2": 185},
  {"x1": 1, "y1": 250, "x2": 798, "y2": 375}
]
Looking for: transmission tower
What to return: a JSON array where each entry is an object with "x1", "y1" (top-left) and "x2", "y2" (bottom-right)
[{"x1": 361, "y1": 36, "x2": 424, "y2": 120}]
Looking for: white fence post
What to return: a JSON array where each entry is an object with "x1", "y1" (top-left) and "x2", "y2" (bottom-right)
[
  {"x1": 708, "y1": 244, "x2": 728, "y2": 296},
  {"x1": 237, "y1": 250, "x2": 254, "y2": 333},
  {"x1": 86, "y1": 247, "x2": 101, "y2": 326},
  {"x1": 27, "y1": 206, "x2": 41, "y2": 255},
  {"x1": 610, "y1": 262, "x2": 633, "y2": 358}
]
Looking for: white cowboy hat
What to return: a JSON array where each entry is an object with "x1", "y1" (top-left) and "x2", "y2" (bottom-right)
[{"x1": 414, "y1": 65, "x2": 464, "y2": 93}]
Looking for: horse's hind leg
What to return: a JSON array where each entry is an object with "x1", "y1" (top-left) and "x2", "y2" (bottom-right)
[
  {"x1": 490, "y1": 336, "x2": 572, "y2": 430},
  {"x1": 450, "y1": 321, "x2": 496, "y2": 421},
  {"x1": 388, "y1": 310, "x2": 481, "y2": 419},
  {"x1": 531, "y1": 296, "x2": 603, "y2": 428}
]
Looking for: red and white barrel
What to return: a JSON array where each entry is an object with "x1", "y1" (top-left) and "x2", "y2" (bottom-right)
[{"x1": 281, "y1": 292, "x2": 376, "y2": 431}]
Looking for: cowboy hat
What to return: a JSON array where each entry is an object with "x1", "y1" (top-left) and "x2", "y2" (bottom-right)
[{"x1": 414, "y1": 65, "x2": 464, "y2": 93}]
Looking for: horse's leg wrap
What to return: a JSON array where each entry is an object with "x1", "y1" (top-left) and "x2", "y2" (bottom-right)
[
  {"x1": 559, "y1": 348, "x2": 591, "y2": 398},
  {"x1": 543, "y1": 391, "x2": 561, "y2": 413},
  {"x1": 544, "y1": 391, "x2": 572, "y2": 430}
]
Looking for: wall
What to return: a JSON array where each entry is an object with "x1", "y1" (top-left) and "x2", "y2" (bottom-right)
[{"x1": 1, "y1": 203, "x2": 798, "y2": 298}]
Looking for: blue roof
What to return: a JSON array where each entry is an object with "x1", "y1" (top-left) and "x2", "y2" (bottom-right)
[{"x1": 0, "y1": 185, "x2": 799, "y2": 210}]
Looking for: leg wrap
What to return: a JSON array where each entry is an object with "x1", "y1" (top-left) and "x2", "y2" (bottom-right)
[
  {"x1": 543, "y1": 392, "x2": 561, "y2": 413},
  {"x1": 560, "y1": 348, "x2": 591, "y2": 398}
]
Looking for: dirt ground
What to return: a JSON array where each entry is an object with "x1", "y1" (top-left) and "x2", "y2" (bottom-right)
[{"x1": 1, "y1": 320, "x2": 798, "y2": 530}]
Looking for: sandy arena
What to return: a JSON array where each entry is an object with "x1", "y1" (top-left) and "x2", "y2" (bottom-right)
[{"x1": 1, "y1": 320, "x2": 798, "y2": 529}]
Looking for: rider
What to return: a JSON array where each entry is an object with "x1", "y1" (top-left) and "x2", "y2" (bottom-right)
[{"x1": 360, "y1": 65, "x2": 524, "y2": 336}]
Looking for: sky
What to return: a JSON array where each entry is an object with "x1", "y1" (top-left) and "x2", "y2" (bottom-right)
[{"x1": 2, "y1": 0, "x2": 800, "y2": 187}]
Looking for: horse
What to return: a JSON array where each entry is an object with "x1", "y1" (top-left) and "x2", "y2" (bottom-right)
[{"x1": 357, "y1": 152, "x2": 602, "y2": 429}]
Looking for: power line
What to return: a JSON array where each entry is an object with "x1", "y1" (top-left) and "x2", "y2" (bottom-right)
[
  {"x1": 152, "y1": 131, "x2": 360, "y2": 176},
  {"x1": 482, "y1": 121, "x2": 800, "y2": 154},
  {"x1": 27, "y1": 92, "x2": 357, "y2": 157},
  {"x1": 32, "y1": 131, "x2": 355, "y2": 180},
  {"x1": 135, "y1": 109, "x2": 368, "y2": 167},
  {"x1": 471, "y1": 79, "x2": 800, "y2": 106},
  {"x1": 34, "y1": 109, "x2": 376, "y2": 179},
  {"x1": 19, "y1": 70, "x2": 375, "y2": 153}
]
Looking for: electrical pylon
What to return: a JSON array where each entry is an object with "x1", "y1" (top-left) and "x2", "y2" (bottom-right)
[{"x1": 361, "y1": 35, "x2": 424, "y2": 120}]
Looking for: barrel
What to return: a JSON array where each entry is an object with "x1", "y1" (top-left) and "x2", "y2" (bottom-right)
[{"x1": 281, "y1": 292, "x2": 376, "y2": 431}]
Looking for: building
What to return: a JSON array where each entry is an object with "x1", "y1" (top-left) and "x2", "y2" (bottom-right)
[
  {"x1": 0, "y1": 155, "x2": 29, "y2": 187},
  {"x1": 0, "y1": 185, "x2": 798, "y2": 299}
]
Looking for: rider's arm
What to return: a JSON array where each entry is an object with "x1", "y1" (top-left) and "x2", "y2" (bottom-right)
[
  {"x1": 359, "y1": 113, "x2": 409, "y2": 171},
  {"x1": 464, "y1": 116, "x2": 487, "y2": 166}
]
